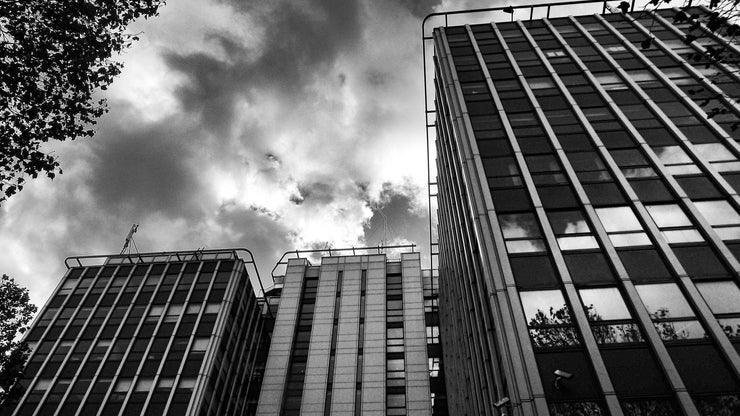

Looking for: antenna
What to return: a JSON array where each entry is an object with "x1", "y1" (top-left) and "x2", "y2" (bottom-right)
[{"x1": 120, "y1": 224, "x2": 139, "y2": 255}]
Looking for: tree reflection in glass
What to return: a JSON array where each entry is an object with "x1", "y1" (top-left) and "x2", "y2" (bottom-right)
[
  {"x1": 520, "y1": 290, "x2": 580, "y2": 348},
  {"x1": 580, "y1": 288, "x2": 644, "y2": 344},
  {"x1": 635, "y1": 284, "x2": 706, "y2": 341},
  {"x1": 549, "y1": 401, "x2": 604, "y2": 416}
]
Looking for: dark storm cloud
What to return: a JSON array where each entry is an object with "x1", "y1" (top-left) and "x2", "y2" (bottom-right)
[
  {"x1": 363, "y1": 184, "x2": 428, "y2": 247},
  {"x1": 87, "y1": 114, "x2": 203, "y2": 219},
  {"x1": 164, "y1": 0, "x2": 363, "y2": 133},
  {"x1": 296, "y1": 181, "x2": 336, "y2": 205},
  {"x1": 214, "y1": 204, "x2": 293, "y2": 285}
]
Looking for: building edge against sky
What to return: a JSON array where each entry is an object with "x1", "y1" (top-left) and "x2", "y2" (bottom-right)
[{"x1": 430, "y1": 2, "x2": 740, "y2": 416}]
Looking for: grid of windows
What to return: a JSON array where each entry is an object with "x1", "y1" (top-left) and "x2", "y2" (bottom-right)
[
  {"x1": 6, "y1": 253, "x2": 269, "y2": 416},
  {"x1": 434, "y1": 5, "x2": 740, "y2": 416}
]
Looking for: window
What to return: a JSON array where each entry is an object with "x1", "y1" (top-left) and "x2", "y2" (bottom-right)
[
  {"x1": 191, "y1": 337, "x2": 210, "y2": 352},
  {"x1": 426, "y1": 326, "x2": 440, "y2": 344},
  {"x1": 520, "y1": 290, "x2": 580, "y2": 348},
  {"x1": 113, "y1": 379, "x2": 132, "y2": 393},
  {"x1": 579, "y1": 288, "x2": 643, "y2": 344},
  {"x1": 428, "y1": 357, "x2": 440, "y2": 377},
  {"x1": 696, "y1": 281, "x2": 740, "y2": 339},
  {"x1": 595, "y1": 207, "x2": 651, "y2": 247},
  {"x1": 135, "y1": 378, "x2": 154, "y2": 392},
  {"x1": 646, "y1": 204, "x2": 703, "y2": 244},
  {"x1": 548, "y1": 210, "x2": 599, "y2": 250},
  {"x1": 204, "y1": 302, "x2": 220, "y2": 314},
  {"x1": 654, "y1": 145, "x2": 701, "y2": 175},
  {"x1": 177, "y1": 377, "x2": 196, "y2": 390},
  {"x1": 694, "y1": 200, "x2": 740, "y2": 240},
  {"x1": 635, "y1": 284, "x2": 706, "y2": 341},
  {"x1": 694, "y1": 143, "x2": 740, "y2": 172},
  {"x1": 498, "y1": 213, "x2": 546, "y2": 253}
]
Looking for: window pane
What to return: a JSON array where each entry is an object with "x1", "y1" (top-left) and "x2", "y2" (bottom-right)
[
  {"x1": 715, "y1": 226, "x2": 740, "y2": 240},
  {"x1": 579, "y1": 288, "x2": 632, "y2": 320},
  {"x1": 694, "y1": 143, "x2": 735, "y2": 162},
  {"x1": 635, "y1": 284, "x2": 694, "y2": 319},
  {"x1": 694, "y1": 200, "x2": 740, "y2": 226},
  {"x1": 506, "y1": 239, "x2": 547, "y2": 253},
  {"x1": 646, "y1": 204, "x2": 692, "y2": 228},
  {"x1": 609, "y1": 232, "x2": 651, "y2": 247},
  {"x1": 655, "y1": 146, "x2": 692, "y2": 164},
  {"x1": 548, "y1": 211, "x2": 591, "y2": 234},
  {"x1": 696, "y1": 281, "x2": 740, "y2": 314},
  {"x1": 557, "y1": 236, "x2": 600, "y2": 250},
  {"x1": 520, "y1": 290, "x2": 571, "y2": 324},
  {"x1": 595, "y1": 207, "x2": 642, "y2": 232},
  {"x1": 662, "y1": 229, "x2": 704, "y2": 243},
  {"x1": 499, "y1": 213, "x2": 541, "y2": 238}
]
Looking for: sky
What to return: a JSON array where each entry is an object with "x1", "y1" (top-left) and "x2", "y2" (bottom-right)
[{"x1": 0, "y1": 0, "x2": 639, "y2": 307}]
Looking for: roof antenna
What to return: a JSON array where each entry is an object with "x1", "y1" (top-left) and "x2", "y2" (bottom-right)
[{"x1": 120, "y1": 224, "x2": 139, "y2": 255}]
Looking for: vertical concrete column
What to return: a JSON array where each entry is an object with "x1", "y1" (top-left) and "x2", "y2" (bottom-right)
[
  {"x1": 362, "y1": 255, "x2": 387, "y2": 415},
  {"x1": 330, "y1": 257, "x2": 361, "y2": 415},
  {"x1": 300, "y1": 259, "x2": 338, "y2": 416},
  {"x1": 256, "y1": 258, "x2": 307, "y2": 415},
  {"x1": 402, "y1": 252, "x2": 432, "y2": 415}
]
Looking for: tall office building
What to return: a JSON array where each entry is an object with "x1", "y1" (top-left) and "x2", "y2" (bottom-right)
[
  {"x1": 256, "y1": 251, "x2": 446, "y2": 415},
  {"x1": 3, "y1": 249, "x2": 271, "y2": 416},
  {"x1": 431, "y1": 3, "x2": 740, "y2": 415}
]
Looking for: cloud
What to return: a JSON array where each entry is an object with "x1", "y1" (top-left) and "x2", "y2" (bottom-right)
[{"x1": 0, "y1": 0, "x2": 439, "y2": 306}]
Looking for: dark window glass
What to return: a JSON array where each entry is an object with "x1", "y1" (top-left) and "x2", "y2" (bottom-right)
[
  {"x1": 537, "y1": 185, "x2": 579, "y2": 209},
  {"x1": 601, "y1": 348, "x2": 671, "y2": 396},
  {"x1": 629, "y1": 179, "x2": 675, "y2": 203},
  {"x1": 583, "y1": 183, "x2": 626, "y2": 206},
  {"x1": 563, "y1": 253, "x2": 615, "y2": 285},
  {"x1": 668, "y1": 344, "x2": 739, "y2": 393},
  {"x1": 535, "y1": 350, "x2": 602, "y2": 398},
  {"x1": 491, "y1": 188, "x2": 532, "y2": 212},
  {"x1": 676, "y1": 176, "x2": 722, "y2": 200},
  {"x1": 510, "y1": 255, "x2": 558, "y2": 289},
  {"x1": 673, "y1": 245, "x2": 729, "y2": 279},
  {"x1": 617, "y1": 249, "x2": 672, "y2": 282}
]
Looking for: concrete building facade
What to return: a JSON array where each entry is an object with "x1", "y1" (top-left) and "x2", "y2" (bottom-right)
[
  {"x1": 256, "y1": 252, "x2": 437, "y2": 416},
  {"x1": 3, "y1": 249, "x2": 271, "y2": 416}
]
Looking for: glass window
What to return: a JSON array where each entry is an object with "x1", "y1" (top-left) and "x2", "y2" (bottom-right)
[
  {"x1": 135, "y1": 378, "x2": 154, "y2": 392},
  {"x1": 520, "y1": 290, "x2": 570, "y2": 324},
  {"x1": 204, "y1": 302, "x2": 220, "y2": 314},
  {"x1": 191, "y1": 337, "x2": 210, "y2": 352},
  {"x1": 636, "y1": 283, "x2": 706, "y2": 341},
  {"x1": 499, "y1": 213, "x2": 546, "y2": 253},
  {"x1": 548, "y1": 211, "x2": 590, "y2": 234},
  {"x1": 646, "y1": 205, "x2": 692, "y2": 228},
  {"x1": 114, "y1": 379, "x2": 132, "y2": 392},
  {"x1": 694, "y1": 200, "x2": 740, "y2": 226},
  {"x1": 694, "y1": 143, "x2": 735, "y2": 162},
  {"x1": 655, "y1": 146, "x2": 693, "y2": 164},
  {"x1": 696, "y1": 281, "x2": 740, "y2": 314},
  {"x1": 520, "y1": 290, "x2": 579, "y2": 347},
  {"x1": 579, "y1": 288, "x2": 631, "y2": 320},
  {"x1": 595, "y1": 207, "x2": 641, "y2": 232}
]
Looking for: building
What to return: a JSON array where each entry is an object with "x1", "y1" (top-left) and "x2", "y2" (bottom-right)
[
  {"x1": 256, "y1": 250, "x2": 447, "y2": 415},
  {"x1": 430, "y1": 2, "x2": 740, "y2": 415},
  {"x1": 3, "y1": 249, "x2": 272, "y2": 416}
]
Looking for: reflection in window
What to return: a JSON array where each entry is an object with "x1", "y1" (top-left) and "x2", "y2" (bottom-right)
[
  {"x1": 635, "y1": 284, "x2": 706, "y2": 341},
  {"x1": 548, "y1": 210, "x2": 599, "y2": 250},
  {"x1": 499, "y1": 213, "x2": 547, "y2": 253},
  {"x1": 696, "y1": 281, "x2": 740, "y2": 339},
  {"x1": 595, "y1": 207, "x2": 651, "y2": 247},
  {"x1": 694, "y1": 200, "x2": 740, "y2": 241},
  {"x1": 579, "y1": 288, "x2": 644, "y2": 344},
  {"x1": 549, "y1": 401, "x2": 605, "y2": 416},
  {"x1": 621, "y1": 399, "x2": 678, "y2": 416},
  {"x1": 520, "y1": 290, "x2": 580, "y2": 348},
  {"x1": 693, "y1": 395, "x2": 740, "y2": 416},
  {"x1": 654, "y1": 146, "x2": 701, "y2": 175},
  {"x1": 694, "y1": 143, "x2": 740, "y2": 173},
  {"x1": 646, "y1": 204, "x2": 703, "y2": 244}
]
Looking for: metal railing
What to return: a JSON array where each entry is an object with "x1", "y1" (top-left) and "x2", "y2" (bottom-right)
[
  {"x1": 270, "y1": 244, "x2": 417, "y2": 279},
  {"x1": 65, "y1": 247, "x2": 269, "y2": 308}
]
